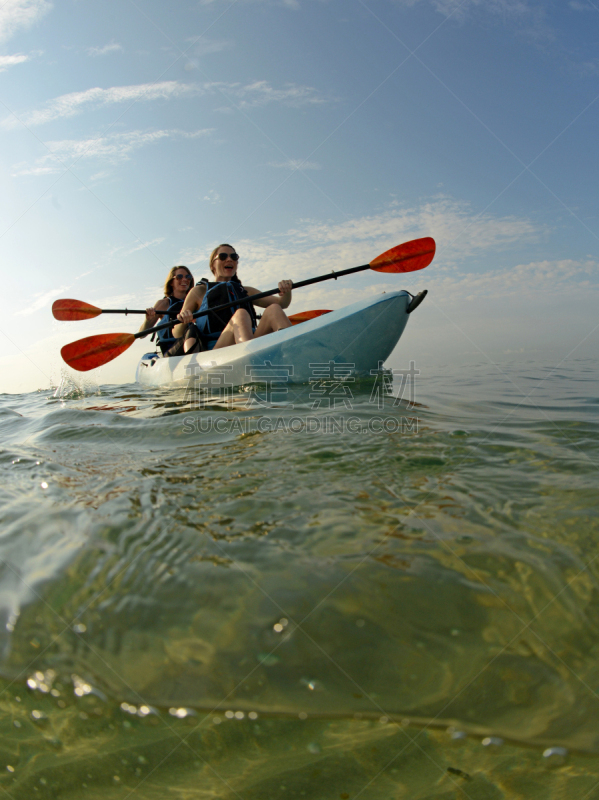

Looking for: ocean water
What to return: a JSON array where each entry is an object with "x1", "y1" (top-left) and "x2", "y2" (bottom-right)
[{"x1": 0, "y1": 356, "x2": 599, "y2": 799}]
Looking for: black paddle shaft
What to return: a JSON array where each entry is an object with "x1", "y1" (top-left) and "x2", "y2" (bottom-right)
[
  {"x1": 100, "y1": 309, "x2": 179, "y2": 316},
  {"x1": 133, "y1": 263, "x2": 369, "y2": 341}
]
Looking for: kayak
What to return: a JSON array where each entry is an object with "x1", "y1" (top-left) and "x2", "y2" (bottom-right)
[
  {"x1": 136, "y1": 290, "x2": 418, "y2": 387},
  {"x1": 136, "y1": 289, "x2": 418, "y2": 388}
]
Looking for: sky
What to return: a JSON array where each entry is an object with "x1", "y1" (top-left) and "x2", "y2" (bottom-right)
[{"x1": 0, "y1": 0, "x2": 598, "y2": 393}]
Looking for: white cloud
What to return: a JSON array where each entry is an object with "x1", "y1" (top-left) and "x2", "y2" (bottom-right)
[
  {"x1": 268, "y1": 196, "x2": 539, "y2": 263},
  {"x1": 13, "y1": 164, "x2": 55, "y2": 175},
  {"x1": 268, "y1": 159, "x2": 321, "y2": 170},
  {"x1": 2, "y1": 81, "x2": 196, "y2": 129},
  {"x1": 395, "y1": 0, "x2": 533, "y2": 16},
  {"x1": 87, "y1": 42, "x2": 123, "y2": 57},
  {"x1": 199, "y1": 0, "x2": 299, "y2": 5},
  {"x1": 573, "y1": 60, "x2": 599, "y2": 77},
  {"x1": 89, "y1": 170, "x2": 112, "y2": 182},
  {"x1": 0, "y1": 0, "x2": 51, "y2": 44},
  {"x1": 393, "y1": 0, "x2": 554, "y2": 41},
  {"x1": 2, "y1": 79, "x2": 326, "y2": 129},
  {"x1": 0, "y1": 53, "x2": 28, "y2": 71},
  {"x1": 233, "y1": 80, "x2": 325, "y2": 108},
  {"x1": 15, "y1": 285, "x2": 68, "y2": 316},
  {"x1": 418, "y1": 257, "x2": 599, "y2": 305},
  {"x1": 12, "y1": 128, "x2": 213, "y2": 175},
  {"x1": 181, "y1": 38, "x2": 238, "y2": 70},
  {"x1": 175, "y1": 195, "x2": 596, "y2": 312},
  {"x1": 187, "y1": 37, "x2": 230, "y2": 56},
  {"x1": 125, "y1": 238, "x2": 166, "y2": 256},
  {"x1": 101, "y1": 238, "x2": 167, "y2": 262},
  {"x1": 202, "y1": 190, "x2": 222, "y2": 204},
  {"x1": 208, "y1": 80, "x2": 327, "y2": 109}
]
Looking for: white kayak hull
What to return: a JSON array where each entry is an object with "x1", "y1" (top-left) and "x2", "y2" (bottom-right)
[{"x1": 136, "y1": 290, "x2": 413, "y2": 388}]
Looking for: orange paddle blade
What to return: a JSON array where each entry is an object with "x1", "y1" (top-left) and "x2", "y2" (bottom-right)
[
  {"x1": 53, "y1": 299, "x2": 102, "y2": 321},
  {"x1": 370, "y1": 237, "x2": 436, "y2": 273},
  {"x1": 61, "y1": 333, "x2": 135, "y2": 371},
  {"x1": 288, "y1": 309, "x2": 332, "y2": 325}
]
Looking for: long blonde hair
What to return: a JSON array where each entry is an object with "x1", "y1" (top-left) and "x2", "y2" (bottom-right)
[
  {"x1": 163, "y1": 266, "x2": 194, "y2": 297},
  {"x1": 209, "y1": 244, "x2": 237, "y2": 276}
]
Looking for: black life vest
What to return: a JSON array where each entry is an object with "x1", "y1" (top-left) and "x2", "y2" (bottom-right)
[
  {"x1": 157, "y1": 296, "x2": 185, "y2": 353},
  {"x1": 196, "y1": 277, "x2": 257, "y2": 340}
]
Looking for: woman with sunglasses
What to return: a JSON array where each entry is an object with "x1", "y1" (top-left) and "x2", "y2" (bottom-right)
[
  {"x1": 139, "y1": 266, "x2": 195, "y2": 356},
  {"x1": 174, "y1": 244, "x2": 292, "y2": 353}
]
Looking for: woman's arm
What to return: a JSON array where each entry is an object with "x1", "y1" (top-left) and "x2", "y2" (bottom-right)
[
  {"x1": 172, "y1": 285, "x2": 205, "y2": 338},
  {"x1": 138, "y1": 298, "x2": 169, "y2": 334},
  {"x1": 247, "y1": 280, "x2": 292, "y2": 309}
]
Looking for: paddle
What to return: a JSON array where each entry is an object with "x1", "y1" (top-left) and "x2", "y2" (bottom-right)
[
  {"x1": 53, "y1": 299, "x2": 331, "y2": 325},
  {"x1": 52, "y1": 299, "x2": 178, "y2": 321},
  {"x1": 61, "y1": 237, "x2": 435, "y2": 371},
  {"x1": 289, "y1": 309, "x2": 331, "y2": 325}
]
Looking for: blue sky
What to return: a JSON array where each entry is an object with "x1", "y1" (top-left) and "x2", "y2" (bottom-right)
[{"x1": 1, "y1": 0, "x2": 598, "y2": 392}]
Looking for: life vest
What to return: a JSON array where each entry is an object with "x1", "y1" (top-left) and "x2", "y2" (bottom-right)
[
  {"x1": 195, "y1": 277, "x2": 257, "y2": 347},
  {"x1": 157, "y1": 296, "x2": 185, "y2": 354}
]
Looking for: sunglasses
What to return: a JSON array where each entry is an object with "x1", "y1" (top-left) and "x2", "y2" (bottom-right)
[
  {"x1": 174, "y1": 273, "x2": 191, "y2": 281},
  {"x1": 216, "y1": 252, "x2": 239, "y2": 262}
]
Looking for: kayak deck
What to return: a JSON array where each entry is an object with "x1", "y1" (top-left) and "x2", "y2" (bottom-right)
[{"x1": 136, "y1": 290, "x2": 413, "y2": 388}]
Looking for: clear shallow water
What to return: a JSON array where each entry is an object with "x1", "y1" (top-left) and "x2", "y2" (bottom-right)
[{"x1": 1, "y1": 357, "x2": 599, "y2": 798}]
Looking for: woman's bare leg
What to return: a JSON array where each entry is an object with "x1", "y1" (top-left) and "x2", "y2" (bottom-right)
[
  {"x1": 184, "y1": 336, "x2": 197, "y2": 354},
  {"x1": 253, "y1": 305, "x2": 292, "y2": 338},
  {"x1": 213, "y1": 309, "x2": 254, "y2": 349},
  {"x1": 186, "y1": 307, "x2": 289, "y2": 352}
]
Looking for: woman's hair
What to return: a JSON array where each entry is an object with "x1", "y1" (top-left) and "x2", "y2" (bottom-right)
[
  {"x1": 163, "y1": 266, "x2": 194, "y2": 297},
  {"x1": 209, "y1": 244, "x2": 237, "y2": 276}
]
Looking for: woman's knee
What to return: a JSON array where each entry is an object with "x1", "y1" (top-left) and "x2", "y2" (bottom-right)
[
  {"x1": 263, "y1": 305, "x2": 284, "y2": 320},
  {"x1": 264, "y1": 305, "x2": 290, "y2": 330},
  {"x1": 232, "y1": 308, "x2": 252, "y2": 324}
]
